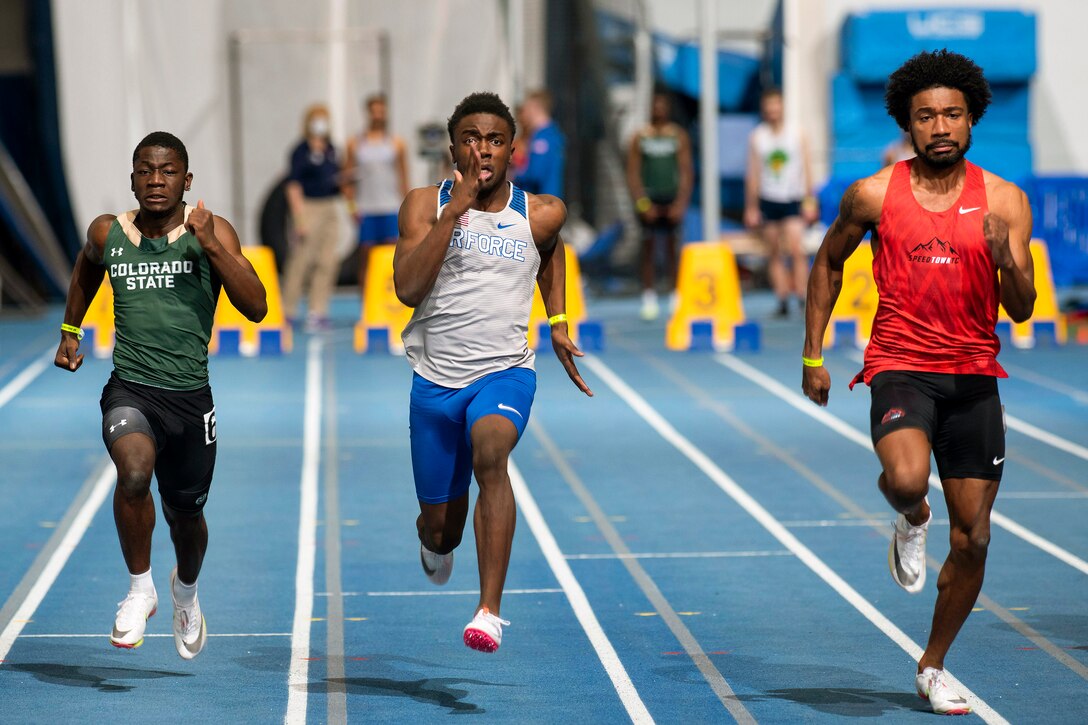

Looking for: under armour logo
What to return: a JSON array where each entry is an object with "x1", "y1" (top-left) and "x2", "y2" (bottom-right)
[
  {"x1": 109, "y1": 419, "x2": 128, "y2": 434},
  {"x1": 110, "y1": 247, "x2": 123, "y2": 257}
]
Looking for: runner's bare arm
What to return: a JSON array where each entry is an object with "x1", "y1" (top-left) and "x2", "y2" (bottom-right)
[
  {"x1": 394, "y1": 147, "x2": 482, "y2": 307},
  {"x1": 802, "y1": 176, "x2": 882, "y2": 405},
  {"x1": 186, "y1": 201, "x2": 267, "y2": 322},
  {"x1": 986, "y1": 183, "x2": 1035, "y2": 322},
  {"x1": 532, "y1": 195, "x2": 592, "y2": 397},
  {"x1": 55, "y1": 214, "x2": 113, "y2": 372}
]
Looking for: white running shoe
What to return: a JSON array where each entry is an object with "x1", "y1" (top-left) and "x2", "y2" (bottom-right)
[
  {"x1": 420, "y1": 543, "x2": 453, "y2": 586},
  {"x1": 916, "y1": 667, "x2": 971, "y2": 716},
  {"x1": 110, "y1": 590, "x2": 157, "y2": 649},
  {"x1": 170, "y1": 568, "x2": 207, "y2": 660},
  {"x1": 463, "y1": 607, "x2": 510, "y2": 653},
  {"x1": 889, "y1": 505, "x2": 931, "y2": 593},
  {"x1": 640, "y1": 290, "x2": 660, "y2": 321}
]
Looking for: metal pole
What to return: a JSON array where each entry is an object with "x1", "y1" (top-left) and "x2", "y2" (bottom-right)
[
  {"x1": 699, "y1": 0, "x2": 720, "y2": 242},
  {"x1": 508, "y1": 0, "x2": 525, "y2": 103},
  {"x1": 633, "y1": 0, "x2": 652, "y2": 130},
  {"x1": 329, "y1": 0, "x2": 348, "y2": 146},
  {"x1": 228, "y1": 36, "x2": 246, "y2": 244}
]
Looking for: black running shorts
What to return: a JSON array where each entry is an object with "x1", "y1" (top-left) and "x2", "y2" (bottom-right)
[
  {"x1": 869, "y1": 370, "x2": 1005, "y2": 482},
  {"x1": 100, "y1": 373, "x2": 217, "y2": 513}
]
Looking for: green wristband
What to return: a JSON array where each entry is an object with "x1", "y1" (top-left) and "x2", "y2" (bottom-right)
[
  {"x1": 61, "y1": 323, "x2": 84, "y2": 340},
  {"x1": 801, "y1": 355, "x2": 824, "y2": 368}
]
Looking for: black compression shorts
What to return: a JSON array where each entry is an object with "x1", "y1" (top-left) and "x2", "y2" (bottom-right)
[
  {"x1": 100, "y1": 372, "x2": 217, "y2": 513},
  {"x1": 869, "y1": 371, "x2": 1005, "y2": 482}
]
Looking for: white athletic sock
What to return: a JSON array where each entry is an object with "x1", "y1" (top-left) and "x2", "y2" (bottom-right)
[
  {"x1": 130, "y1": 569, "x2": 155, "y2": 595},
  {"x1": 173, "y1": 574, "x2": 198, "y2": 607}
]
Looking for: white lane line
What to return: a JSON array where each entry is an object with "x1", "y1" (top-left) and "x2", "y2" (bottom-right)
[
  {"x1": 585, "y1": 355, "x2": 1008, "y2": 725},
  {"x1": 285, "y1": 338, "x2": 323, "y2": 725},
  {"x1": 783, "y1": 519, "x2": 945, "y2": 528},
  {"x1": 355, "y1": 588, "x2": 564, "y2": 598},
  {"x1": 843, "y1": 350, "x2": 1088, "y2": 462},
  {"x1": 0, "y1": 348, "x2": 54, "y2": 410},
  {"x1": 1001, "y1": 362, "x2": 1088, "y2": 406},
  {"x1": 0, "y1": 464, "x2": 116, "y2": 664},
  {"x1": 509, "y1": 460, "x2": 653, "y2": 724},
  {"x1": 19, "y1": 632, "x2": 292, "y2": 638},
  {"x1": 564, "y1": 550, "x2": 793, "y2": 560},
  {"x1": 998, "y1": 491, "x2": 1088, "y2": 500},
  {"x1": 717, "y1": 353, "x2": 1088, "y2": 578},
  {"x1": 1005, "y1": 415, "x2": 1088, "y2": 462}
]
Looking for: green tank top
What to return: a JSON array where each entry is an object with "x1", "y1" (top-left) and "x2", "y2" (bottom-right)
[
  {"x1": 105, "y1": 207, "x2": 220, "y2": 390},
  {"x1": 639, "y1": 129, "x2": 680, "y2": 204}
]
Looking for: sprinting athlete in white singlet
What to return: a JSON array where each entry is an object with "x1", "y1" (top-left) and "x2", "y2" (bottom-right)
[{"x1": 394, "y1": 92, "x2": 592, "y2": 653}]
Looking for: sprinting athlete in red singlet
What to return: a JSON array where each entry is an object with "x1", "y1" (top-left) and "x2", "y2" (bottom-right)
[{"x1": 802, "y1": 50, "x2": 1036, "y2": 715}]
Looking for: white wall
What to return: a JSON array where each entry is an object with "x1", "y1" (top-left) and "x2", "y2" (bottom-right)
[{"x1": 52, "y1": 0, "x2": 514, "y2": 242}]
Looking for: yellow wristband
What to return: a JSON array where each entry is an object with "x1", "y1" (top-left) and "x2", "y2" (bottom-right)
[
  {"x1": 548, "y1": 313, "x2": 568, "y2": 327},
  {"x1": 801, "y1": 355, "x2": 824, "y2": 368},
  {"x1": 61, "y1": 323, "x2": 84, "y2": 340},
  {"x1": 635, "y1": 197, "x2": 652, "y2": 213}
]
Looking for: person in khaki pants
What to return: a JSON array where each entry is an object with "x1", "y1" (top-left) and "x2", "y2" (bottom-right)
[{"x1": 282, "y1": 104, "x2": 344, "y2": 332}]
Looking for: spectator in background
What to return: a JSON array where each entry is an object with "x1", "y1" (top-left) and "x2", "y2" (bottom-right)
[
  {"x1": 344, "y1": 94, "x2": 410, "y2": 302},
  {"x1": 282, "y1": 104, "x2": 344, "y2": 333},
  {"x1": 509, "y1": 102, "x2": 531, "y2": 181},
  {"x1": 513, "y1": 89, "x2": 565, "y2": 198},
  {"x1": 883, "y1": 131, "x2": 916, "y2": 167},
  {"x1": 626, "y1": 89, "x2": 693, "y2": 320},
  {"x1": 745, "y1": 87, "x2": 819, "y2": 318}
]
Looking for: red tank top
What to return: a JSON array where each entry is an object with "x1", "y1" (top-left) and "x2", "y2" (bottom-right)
[{"x1": 853, "y1": 159, "x2": 1006, "y2": 387}]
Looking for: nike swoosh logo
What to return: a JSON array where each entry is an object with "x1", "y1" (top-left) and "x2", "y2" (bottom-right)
[
  {"x1": 497, "y1": 403, "x2": 523, "y2": 419},
  {"x1": 993, "y1": 456, "x2": 1005, "y2": 465},
  {"x1": 958, "y1": 206, "x2": 981, "y2": 215},
  {"x1": 497, "y1": 222, "x2": 515, "y2": 230}
]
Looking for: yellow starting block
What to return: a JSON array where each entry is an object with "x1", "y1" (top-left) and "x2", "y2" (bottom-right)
[
  {"x1": 666, "y1": 241, "x2": 759, "y2": 351},
  {"x1": 210, "y1": 245, "x2": 292, "y2": 356},
  {"x1": 354, "y1": 245, "x2": 413, "y2": 354},
  {"x1": 824, "y1": 242, "x2": 878, "y2": 349},
  {"x1": 527, "y1": 244, "x2": 604, "y2": 351},
  {"x1": 82, "y1": 245, "x2": 291, "y2": 358},
  {"x1": 997, "y1": 240, "x2": 1066, "y2": 348},
  {"x1": 81, "y1": 274, "x2": 116, "y2": 358}
]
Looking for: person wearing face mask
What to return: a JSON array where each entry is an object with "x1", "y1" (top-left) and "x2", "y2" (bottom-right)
[{"x1": 282, "y1": 103, "x2": 344, "y2": 332}]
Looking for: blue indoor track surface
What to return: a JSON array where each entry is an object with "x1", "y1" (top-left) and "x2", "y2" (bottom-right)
[{"x1": 1, "y1": 290, "x2": 1086, "y2": 723}]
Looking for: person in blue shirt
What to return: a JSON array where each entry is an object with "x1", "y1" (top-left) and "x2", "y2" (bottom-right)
[
  {"x1": 282, "y1": 104, "x2": 345, "y2": 332},
  {"x1": 514, "y1": 89, "x2": 565, "y2": 198}
]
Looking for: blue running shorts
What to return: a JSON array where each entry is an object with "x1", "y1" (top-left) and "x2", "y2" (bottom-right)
[
  {"x1": 409, "y1": 367, "x2": 536, "y2": 504},
  {"x1": 358, "y1": 212, "x2": 399, "y2": 246}
]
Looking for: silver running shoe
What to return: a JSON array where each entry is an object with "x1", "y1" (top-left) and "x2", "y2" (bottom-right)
[
  {"x1": 889, "y1": 504, "x2": 931, "y2": 593},
  {"x1": 420, "y1": 542, "x2": 454, "y2": 586},
  {"x1": 916, "y1": 667, "x2": 971, "y2": 715},
  {"x1": 110, "y1": 590, "x2": 158, "y2": 649},
  {"x1": 170, "y1": 568, "x2": 207, "y2": 660}
]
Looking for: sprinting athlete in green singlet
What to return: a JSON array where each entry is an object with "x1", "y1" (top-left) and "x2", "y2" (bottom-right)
[{"x1": 55, "y1": 132, "x2": 267, "y2": 659}]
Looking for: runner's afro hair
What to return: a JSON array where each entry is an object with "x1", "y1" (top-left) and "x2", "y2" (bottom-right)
[
  {"x1": 132, "y1": 131, "x2": 189, "y2": 170},
  {"x1": 446, "y1": 92, "x2": 516, "y2": 142},
  {"x1": 885, "y1": 49, "x2": 992, "y2": 131}
]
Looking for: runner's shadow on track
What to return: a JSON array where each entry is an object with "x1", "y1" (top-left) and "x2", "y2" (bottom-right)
[
  {"x1": 5, "y1": 662, "x2": 193, "y2": 693},
  {"x1": 320, "y1": 676, "x2": 509, "y2": 714},
  {"x1": 653, "y1": 657, "x2": 926, "y2": 718},
  {"x1": 751, "y1": 687, "x2": 926, "y2": 717}
]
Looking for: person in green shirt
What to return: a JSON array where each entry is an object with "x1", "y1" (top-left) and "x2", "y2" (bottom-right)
[
  {"x1": 55, "y1": 131, "x2": 266, "y2": 659},
  {"x1": 626, "y1": 90, "x2": 693, "y2": 320}
]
